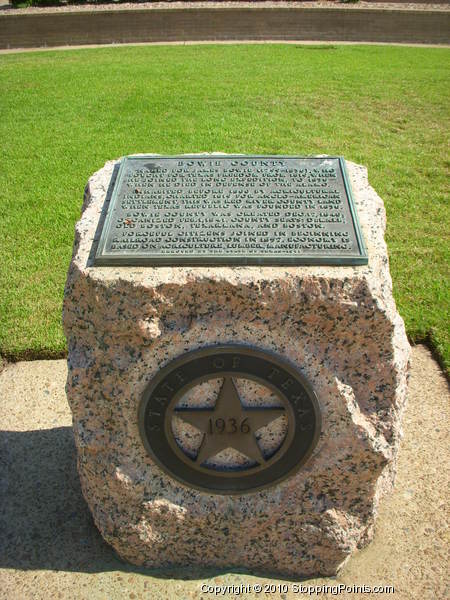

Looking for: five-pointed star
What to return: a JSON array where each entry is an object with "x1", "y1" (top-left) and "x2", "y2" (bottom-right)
[{"x1": 174, "y1": 377, "x2": 285, "y2": 465}]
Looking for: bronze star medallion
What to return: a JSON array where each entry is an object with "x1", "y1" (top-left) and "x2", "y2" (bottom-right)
[{"x1": 139, "y1": 345, "x2": 321, "y2": 494}]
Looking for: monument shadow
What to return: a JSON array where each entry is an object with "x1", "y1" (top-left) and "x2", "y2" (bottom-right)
[{"x1": 0, "y1": 426, "x2": 288, "y2": 580}]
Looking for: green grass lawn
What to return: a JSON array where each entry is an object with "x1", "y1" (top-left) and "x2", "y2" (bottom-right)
[{"x1": 0, "y1": 44, "x2": 448, "y2": 370}]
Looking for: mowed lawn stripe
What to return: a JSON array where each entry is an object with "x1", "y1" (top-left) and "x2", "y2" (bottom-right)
[{"x1": 0, "y1": 44, "x2": 448, "y2": 368}]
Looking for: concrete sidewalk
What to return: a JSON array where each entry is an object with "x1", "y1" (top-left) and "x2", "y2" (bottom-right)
[{"x1": 0, "y1": 345, "x2": 448, "y2": 599}]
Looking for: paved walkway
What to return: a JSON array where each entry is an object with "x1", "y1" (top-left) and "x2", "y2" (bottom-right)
[
  {"x1": 1, "y1": 39, "x2": 449, "y2": 55},
  {"x1": 2, "y1": 2, "x2": 449, "y2": 16},
  {"x1": 0, "y1": 345, "x2": 448, "y2": 599}
]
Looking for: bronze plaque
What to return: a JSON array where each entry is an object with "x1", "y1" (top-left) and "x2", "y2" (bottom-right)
[
  {"x1": 95, "y1": 155, "x2": 368, "y2": 266},
  {"x1": 139, "y1": 346, "x2": 321, "y2": 494}
]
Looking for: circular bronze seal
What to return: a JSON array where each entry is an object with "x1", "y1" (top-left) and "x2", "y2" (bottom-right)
[{"x1": 139, "y1": 345, "x2": 321, "y2": 494}]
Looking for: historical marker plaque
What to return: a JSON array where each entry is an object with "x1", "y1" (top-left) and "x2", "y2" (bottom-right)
[
  {"x1": 95, "y1": 155, "x2": 368, "y2": 266},
  {"x1": 139, "y1": 345, "x2": 321, "y2": 494}
]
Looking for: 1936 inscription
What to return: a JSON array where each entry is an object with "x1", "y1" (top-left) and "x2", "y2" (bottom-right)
[
  {"x1": 138, "y1": 346, "x2": 321, "y2": 494},
  {"x1": 208, "y1": 418, "x2": 250, "y2": 434},
  {"x1": 95, "y1": 155, "x2": 368, "y2": 266}
]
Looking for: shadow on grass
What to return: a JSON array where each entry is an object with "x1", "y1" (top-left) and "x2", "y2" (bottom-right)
[{"x1": 0, "y1": 426, "x2": 276, "y2": 580}]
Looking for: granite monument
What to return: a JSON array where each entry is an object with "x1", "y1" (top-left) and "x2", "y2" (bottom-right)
[{"x1": 63, "y1": 154, "x2": 410, "y2": 577}]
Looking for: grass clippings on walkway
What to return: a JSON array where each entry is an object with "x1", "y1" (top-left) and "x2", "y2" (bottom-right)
[{"x1": 0, "y1": 44, "x2": 448, "y2": 368}]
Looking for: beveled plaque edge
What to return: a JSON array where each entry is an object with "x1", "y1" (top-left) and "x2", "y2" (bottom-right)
[{"x1": 94, "y1": 155, "x2": 369, "y2": 267}]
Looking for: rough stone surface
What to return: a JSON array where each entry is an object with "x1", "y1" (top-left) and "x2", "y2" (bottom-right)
[
  {"x1": 1, "y1": 346, "x2": 447, "y2": 599},
  {"x1": 63, "y1": 155, "x2": 410, "y2": 578}
]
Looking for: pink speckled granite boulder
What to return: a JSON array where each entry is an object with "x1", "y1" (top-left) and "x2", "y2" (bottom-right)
[{"x1": 63, "y1": 156, "x2": 410, "y2": 578}]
